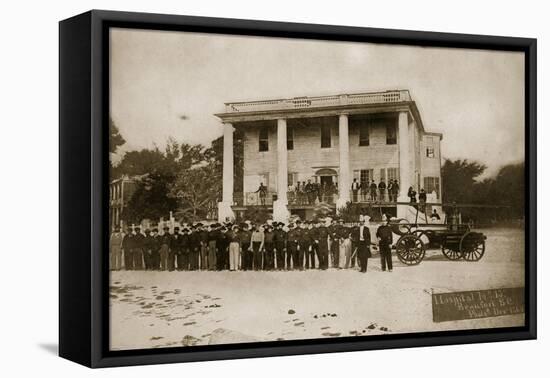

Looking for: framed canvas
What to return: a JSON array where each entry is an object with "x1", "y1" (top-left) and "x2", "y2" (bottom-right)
[{"x1": 59, "y1": 10, "x2": 537, "y2": 368}]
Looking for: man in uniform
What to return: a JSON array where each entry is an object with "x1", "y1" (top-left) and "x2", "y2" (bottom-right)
[
  {"x1": 307, "y1": 221, "x2": 319, "y2": 269},
  {"x1": 264, "y1": 224, "x2": 275, "y2": 270},
  {"x1": 133, "y1": 226, "x2": 145, "y2": 270},
  {"x1": 198, "y1": 223, "x2": 209, "y2": 270},
  {"x1": 286, "y1": 222, "x2": 300, "y2": 270},
  {"x1": 273, "y1": 222, "x2": 287, "y2": 270},
  {"x1": 328, "y1": 219, "x2": 339, "y2": 268},
  {"x1": 217, "y1": 224, "x2": 229, "y2": 270},
  {"x1": 122, "y1": 227, "x2": 135, "y2": 270},
  {"x1": 143, "y1": 229, "x2": 154, "y2": 270},
  {"x1": 149, "y1": 228, "x2": 160, "y2": 270},
  {"x1": 178, "y1": 227, "x2": 190, "y2": 271},
  {"x1": 240, "y1": 223, "x2": 252, "y2": 271},
  {"x1": 189, "y1": 225, "x2": 200, "y2": 270},
  {"x1": 376, "y1": 217, "x2": 394, "y2": 272},
  {"x1": 316, "y1": 220, "x2": 329, "y2": 270},
  {"x1": 109, "y1": 226, "x2": 124, "y2": 271},
  {"x1": 170, "y1": 227, "x2": 182, "y2": 271},
  {"x1": 355, "y1": 219, "x2": 372, "y2": 273},
  {"x1": 158, "y1": 226, "x2": 171, "y2": 271},
  {"x1": 207, "y1": 224, "x2": 219, "y2": 270},
  {"x1": 296, "y1": 220, "x2": 309, "y2": 270}
]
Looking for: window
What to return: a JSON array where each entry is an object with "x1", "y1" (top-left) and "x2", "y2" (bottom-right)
[
  {"x1": 354, "y1": 169, "x2": 373, "y2": 188},
  {"x1": 380, "y1": 168, "x2": 386, "y2": 183},
  {"x1": 386, "y1": 124, "x2": 397, "y2": 144},
  {"x1": 426, "y1": 147, "x2": 435, "y2": 158},
  {"x1": 321, "y1": 125, "x2": 331, "y2": 148},
  {"x1": 287, "y1": 172, "x2": 297, "y2": 187},
  {"x1": 423, "y1": 177, "x2": 440, "y2": 199},
  {"x1": 287, "y1": 127, "x2": 294, "y2": 150},
  {"x1": 259, "y1": 128, "x2": 269, "y2": 152},
  {"x1": 387, "y1": 168, "x2": 398, "y2": 182},
  {"x1": 359, "y1": 125, "x2": 369, "y2": 146}
]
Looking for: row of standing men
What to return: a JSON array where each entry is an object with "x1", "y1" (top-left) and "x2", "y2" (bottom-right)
[{"x1": 109, "y1": 218, "x2": 395, "y2": 273}]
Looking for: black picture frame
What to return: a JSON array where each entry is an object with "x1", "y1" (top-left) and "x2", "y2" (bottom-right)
[{"x1": 59, "y1": 9, "x2": 537, "y2": 368}]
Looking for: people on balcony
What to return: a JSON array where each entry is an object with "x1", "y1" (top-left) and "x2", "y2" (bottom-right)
[
  {"x1": 378, "y1": 180, "x2": 387, "y2": 202},
  {"x1": 369, "y1": 180, "x2": 378, "y2": 201},
  {"x1": 255, "y1": 182, "x2": 267, "y2": 205},
  {"x1": 408, "y1": 186, "x2": 417, "y2": 203},
  {"x1": 351, "y1": 178, "x2": 360, "y2": 202}
]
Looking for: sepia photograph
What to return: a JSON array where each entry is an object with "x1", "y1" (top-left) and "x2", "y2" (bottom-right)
[{"x1": 107, "y1": 27, "x2": 526, "y2": 351}]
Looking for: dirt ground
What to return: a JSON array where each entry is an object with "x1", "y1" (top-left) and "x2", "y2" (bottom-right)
[{"x1": 109, "y1": 227, "x2": 525, "y2": 351}]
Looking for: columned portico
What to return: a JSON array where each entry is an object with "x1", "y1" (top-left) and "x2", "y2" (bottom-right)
[
  {"x1": 273, "y1": 118, "x2": 290, "y2": 222},
  {"x1": 218, "y1": 123, "x2": 235, "y2": 222},
  {"x1": 336, "y1": 113, "x2": 350, "y2": 209}
]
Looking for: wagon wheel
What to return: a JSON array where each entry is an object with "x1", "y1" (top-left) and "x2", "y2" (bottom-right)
[
  {"x1": 441, "y1": 238, "x2": 463, "y2": 260},
  {"x1": 460, "y1": 232, "x2": 486, "y2": 262},
  {"x1": 396, "y1": 234, "x2": 425, "y2": 265}
]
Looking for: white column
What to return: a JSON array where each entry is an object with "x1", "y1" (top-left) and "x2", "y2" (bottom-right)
[
  {"x1": 218, "y1": 122, "x2": 235, "y2": 222},
  {"x1": 398, "y1": 111, "x2": 411, "y2": 201},
  {"x1": 276, "y1": 119, "x2": 288, "y2": 203},
  {"x1": 337, "y1": 113, "x2": 350, "y2": 209},
  {"x1": 273, "y1": 118, "x2": 290, "y2": 223}
]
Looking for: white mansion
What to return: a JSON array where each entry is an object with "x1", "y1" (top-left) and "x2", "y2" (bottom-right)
[{"x1": 215, "y1": 89, "x2": 443, "y2": 222}]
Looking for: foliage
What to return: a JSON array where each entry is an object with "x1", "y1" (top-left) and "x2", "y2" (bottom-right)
[
  {"x1": 441, "y1": 159, "x2": 525, "y2": 224},
  {"x1": 169, "y1": 163, "x2": 221, "y2": 222},
  {"x1": 109, "y1": 117, "x2": 126, "y2": 154},
  {"x1": 337, "y1": 201, "x2": 362, "y2": 223},
  {"x1": 241, "y1": 206, "x2": 272, "y2": 224},
  {"x1": 122, "y1": 172, "x2": 177, "y2": 224}
]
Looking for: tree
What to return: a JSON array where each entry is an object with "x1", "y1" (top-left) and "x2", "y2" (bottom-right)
[
  {"x1": 441, "y1": 159, "x2": 487, "y2": 204},
  {"x1": 109, "y1": 117, "x2": 125, "y2": 154},
  {"x1": 170, "y1": 164, "x2": 221, "y2": 222},
  {"x1": 122, "y1": 172, "x2": 177, "y2": 224}
]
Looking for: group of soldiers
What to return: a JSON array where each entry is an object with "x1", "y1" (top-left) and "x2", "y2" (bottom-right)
[{"x1": 109, "y1": 217, "x2": 395, "y2": 274}]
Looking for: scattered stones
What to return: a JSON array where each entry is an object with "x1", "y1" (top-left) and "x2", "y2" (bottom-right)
[
  {"x1": 183, "y1": 321, "x2": 196, "y2": 326},
  {"x1": 150, "y1": 336, "x2": 163, "y2": 341},
  {"x1": 321, "y1": 332, "x2": 342, "y2": 337},
  {"x1": 288, "y1": 309, "x2": 296, "y2": 314},
  {"x1": 294, "y1": 322, "x2": 304, "y2": 326},
  {"x1": 367, "y1": 323, "x2": 376, "y2": 329}
]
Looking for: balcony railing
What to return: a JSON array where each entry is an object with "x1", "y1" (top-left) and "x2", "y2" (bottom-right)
[{"x1": 224, "y1": 90, "x2": 411, "y2": 113}]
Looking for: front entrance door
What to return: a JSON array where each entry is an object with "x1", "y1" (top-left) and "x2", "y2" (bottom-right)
[{"x1": 320, "y1": 175, "x2": 333, "y2": 186}]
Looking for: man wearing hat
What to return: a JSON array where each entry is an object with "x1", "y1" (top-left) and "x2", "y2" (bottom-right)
[
  {"x1": 355, "y1": 218, "x2": 372, "y2": 273},
  {"x1": 121, "y1": 227, "x2": 134, "y2": 270},
  {"x1": 143, "y1": 229, "x2": 153, "y2": 270},
  {"x1": 328, "y1": 220, "x2": 339, "y2": 268},
  {"x1": 240, "y1": 223, "x2": 252, "y2": 271},
  {"x1": 170, "y1": 227, "x2": 182, "y2": 271},
  {"x1": 263, "y1": 224, "x2": 275, "y2": 270},
  {"x1": 109, "y1": 226, "x2": 124, "y2": 271},
  {"x1": 207, "y1": 224, "x2": 219, "y2": 270},
  {"x1": 132, "y1": 226, "x2": 146, "y2": 270},
  {"x1": 197, "y1": 223, "x2": 209, "y2": 270},
  {"x1": 273, "y1": 222, "x2": 287, "y2": 270},
  {"x1": 158, "y1": 226, "x2": 171, "y2": 271},
  {"x1": 306, "y1": 221, "x2": 318, "y2": 269},
  {"x1": 287, "y1": 222, "x2": 301, "y2": 270},
  {"x1": 227, "y1": 224, "x2": 241, "y2": 271},
  {"x1": 177, "y1": 227, "x2": 190, "y2": 271},
  {"x1": 316, "y1": 221, "x2": 329, "y2": 270},
  {"x1": 148, "y1": 228, "x2": 160, "y2": 270},
  {"x1": 217, "y1": 224, "x2": 229, "y2": 270},
  {"x1": 188, "y1": 225, "x2": 200, "y2": 270},
  {"x1": 376, "y1": 216, "x2": 394, "y2": 272}
]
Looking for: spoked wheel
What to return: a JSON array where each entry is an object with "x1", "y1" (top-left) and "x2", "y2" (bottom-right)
[
  {"x1": 460, "y1": 232, "x2": 486, "y2": 261},
  {"x1": 396, "y1": 234, "x2": 426, "y2": 265},
  {"x1": 441, "y1": 239, "x2": 463, "y2": 260}
]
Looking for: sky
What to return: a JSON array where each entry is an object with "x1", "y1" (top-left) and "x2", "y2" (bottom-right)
[{"x1": 110, "y1": 28, "x2": 525, "y2": 177}]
